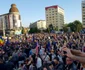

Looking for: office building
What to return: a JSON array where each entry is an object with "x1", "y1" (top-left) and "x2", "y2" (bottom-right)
[
  {"x1": 45, "y1": 5, "x2": 64, "y2": 30},
  {"x1": 82, "y1": 0, "x2": 85, "y2": 28}
]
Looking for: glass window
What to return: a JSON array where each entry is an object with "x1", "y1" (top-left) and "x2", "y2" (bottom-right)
[
  {"x1": 83, "y1": 18, "x2": 85, "y2": 20},
  {"x1": 83, "y1": 7, "x2": 85, "y2": 8},
  {"x1": 52, "y1": 8, "x2": 54, "y2": 10},
  {"x1": 83, "y1": 15, "x2": 85, "y2": 17},
  {"x1": 83, "y1": 12, "x2": 85, "y2": 14}
]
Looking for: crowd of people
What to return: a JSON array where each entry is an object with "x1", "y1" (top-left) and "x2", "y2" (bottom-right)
[{"x1": 0, "y1": 32, "x2": 85, "y2": 70}]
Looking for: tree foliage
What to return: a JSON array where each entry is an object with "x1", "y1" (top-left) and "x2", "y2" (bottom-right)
[
  {"x1": 48, "y1": 24, "x2": 53, "y2": 32},
  {"x1": 29, "y1": 27, "x2": 40, "y2": 33},
  {"x1": 63, "y1": 24, "x2": 68, "y2": 32},
  {"x1": 68, "y1": 20, "x2": 83, "y2": 32}
]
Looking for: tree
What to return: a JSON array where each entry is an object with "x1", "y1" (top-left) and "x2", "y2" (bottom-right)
[
  {"x1": 67, "y1": 20, "x2": 83, "y2": 32},
  {"x1": 53, "y1": 26, "x2": 58, "y2": 31},
  {"x1": 29, "y1": 27, "x2": 40, "y2": 33},
  {"x1": 63, "y1": 24, "x2": 68, "y2": 32},
  {"x1": 22, "y1": 27, "x2": 25, "y2": 34},
  {"x1": 68, "y1": 22, "x2": 75, "y2": 32},
  {"x1": 73, "y1": 20, "x2": 83, "y2": 32},
  {"x1": 48, "y1": 24, "x2": 53, "y2": 32}
]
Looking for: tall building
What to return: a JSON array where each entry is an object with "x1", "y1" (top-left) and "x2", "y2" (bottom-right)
[
  {"x1": 82, "y1": 0, "x2": 85, "y2": 28},
  {"x1": 30, "y1": 20, "x2": 46, "y2": 30},
  {"x1": 45, "y1": 5, "x2": 64, "y2": 30},
  {"x1": 0, "y1": 4, "x2": 22, "y2": 35}
]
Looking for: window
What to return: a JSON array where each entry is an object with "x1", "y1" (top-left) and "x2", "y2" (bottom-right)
[
  {"x1": 83, "y1": 4, "x2": 85, "y2": 6},
  {"x1": 83, "y1": 15, "x2": 85, "y2": 17},
  {"x1": 52, "y1": 8, "x2": 54, "y2": 10},
  {"x1": 83, "y1": 7, "x2": 85, "y2": 8},
  {"x1": 83, "y1": 18, "x2": 85, "y2": 20},
  {"x1": 83, "y1": 12, "x2": 85, "y2": 14},
  {"x1": 52, "y1": 11, "x2": 54, "y2": 13},
  {"x1": 55, "y1": 11, "x2": 57, "y2": 12},
  {"x1": 49, "y1": 9, "x2": 51, "y2": 10}
]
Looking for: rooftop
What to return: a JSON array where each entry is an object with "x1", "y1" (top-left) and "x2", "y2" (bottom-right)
[
  {"x1": 45, "y1": 5, "x2": 64, "y2": 10},
  {"x1": 9, "y1": 4, "x2": 19, "y2": 13}
]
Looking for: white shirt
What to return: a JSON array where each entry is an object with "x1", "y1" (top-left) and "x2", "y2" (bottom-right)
[
  {"x1": 36, "y1": 57, "x2": 42, "y2": 68},
  {"x1": 39, "y1": 48, "x2": 45, "y2": 56}
]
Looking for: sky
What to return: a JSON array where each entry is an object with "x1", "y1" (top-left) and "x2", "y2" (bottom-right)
[{"x1": 0, "y1": 0, "x2": 82, "y2": 27}]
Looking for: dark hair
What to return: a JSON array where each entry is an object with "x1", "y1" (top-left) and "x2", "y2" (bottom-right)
[{"x1": 54, "y1": 57, "x2": 59, "y2": 61}]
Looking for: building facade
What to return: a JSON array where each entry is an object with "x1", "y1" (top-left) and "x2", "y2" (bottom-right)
[
  {"x1": 0, "y1": 4, "x2": 22, "y2": 35},
  {"x1": 82, "y1": 0, "x2": 85, "y2": 28},
  {"x1": 30, "y1": 20, "x2": 46, "y2": 30},
  {"x1": 45, "y1": 5, "x2": 64, "y2": 30}
]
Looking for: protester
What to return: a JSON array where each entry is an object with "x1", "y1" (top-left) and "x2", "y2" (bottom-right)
[
  {"x1": 0, "y1": 32, "x2": 84, "y2": 70},
  {"x1": 64, "y1": 57, "x2": 77, "y2": 70}
]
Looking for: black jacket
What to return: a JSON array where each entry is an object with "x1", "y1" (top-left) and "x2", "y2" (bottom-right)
[
  {"x1": 64, "y1": 63, "x2": 77, "y2": 70},
  {"x1": 54, "y1": 62, "x2": 64, "y2": 70}
]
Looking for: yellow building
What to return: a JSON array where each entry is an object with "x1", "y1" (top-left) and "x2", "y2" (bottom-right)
[
  {"x1": 30, "y1": 20, "x2": 46, "y2": 30},
  {"x1": 82, "y1": 0, "x2": 85, "y2": 28},
  {"x1": 45, "y1": 5, "x2": 64, "y2": 30}
]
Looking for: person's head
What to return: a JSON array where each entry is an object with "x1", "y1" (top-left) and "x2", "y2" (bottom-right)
[
  {"x1": 48, "y1": 63, "x2": 53, "y2": 70},
  {"x1": 52, "y1": 57, "x2": 59, "y2": 65},
  {"x1": 0, "y1": 58, "x2": 3, "y2": 63},
  {"x1": 43, "y1": 66, "x2": 48, "y2": 70},
  {"x1": 24, "y1": 58, "x2": 29, "y2": 64},
  {"x1": 66, "y1": 57, "x2": 73, "y2": 65},
  {"x1": 51, "y1": 50, "x2": 54, "y2": 54}
]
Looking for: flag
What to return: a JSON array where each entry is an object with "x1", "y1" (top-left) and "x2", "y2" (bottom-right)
[
  {"x1": 32, "y1": 35, "x2": 35, "y2": 42},
  {"x1": 35, "y1": 42, "x2": 39, "y2": 56},
  {"x1": 46, "y1": 41, "x2": 51, "y2": 52},
  {"x1": 0, "y1": 37, "x2": 4, "y2": 46}
]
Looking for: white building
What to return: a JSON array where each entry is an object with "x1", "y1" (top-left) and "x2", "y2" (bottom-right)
[
  {"x1": 0, "y1": 4, "x2": 22, "y2": 35},
  {"x1": 30, "y1": 20, "x2": 46, "y2": 30},
  {"x1": 45, "y1": 5, "x2": 64, "y2": 30},
  {"x1": 82, "y1": 0, "x2": 85, "y2": 28}
]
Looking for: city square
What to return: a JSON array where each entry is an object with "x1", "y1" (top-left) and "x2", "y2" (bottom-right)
[{"x1": 0, "y1": 0, "x2": 85, "y2": 70}]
